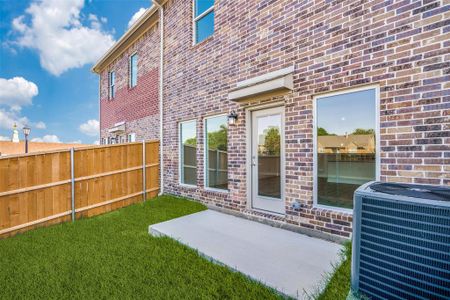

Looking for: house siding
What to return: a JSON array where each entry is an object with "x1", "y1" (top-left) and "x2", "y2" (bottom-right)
[
  {"x1": 160, "y1": 0, "x2": 449, "y2": 239},
  {"x1": 100, "y1": 25, "x2": 160, "y2": 142}
]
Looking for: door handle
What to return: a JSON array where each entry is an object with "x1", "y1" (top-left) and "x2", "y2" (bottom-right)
[{"x1": 251, "y1": 156, "x2": 256, "y2": 167}]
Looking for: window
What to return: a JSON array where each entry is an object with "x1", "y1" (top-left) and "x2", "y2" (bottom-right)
[
  {"x1": 205, "y1": 115, "x2": 228, "y2": 190},
  {"x1": 315, "y1": 88, "x2": 378, "y2": 210},
  {"x1": 129, "y1": 53, "x2": 138, "y2": 87},
  {"x1": 128, "y1": 133, "x2": 136, "y2": 143},
  {"x1": 180, "y1": 120, "x2": 197, "y2": 185},
  {"x1": 193, "y1": 0, "x2": 214, "y2": 44},
  {"x1": 109, "y1": 71, "x2": 115, "y2": 99}
]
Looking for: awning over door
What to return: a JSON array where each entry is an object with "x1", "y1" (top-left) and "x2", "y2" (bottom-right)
[{"x1": 228, "y1": 66, "x2": 294, "y2": 101}]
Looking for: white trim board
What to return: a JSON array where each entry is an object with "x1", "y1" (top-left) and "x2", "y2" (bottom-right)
[{"x1": 229, "y1": 67, "x2": 294, "y2": 101}]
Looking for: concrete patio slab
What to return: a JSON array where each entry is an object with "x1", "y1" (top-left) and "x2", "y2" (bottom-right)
[{"x1": 149, "y1": 210, "x2": 342, "y2": 299}]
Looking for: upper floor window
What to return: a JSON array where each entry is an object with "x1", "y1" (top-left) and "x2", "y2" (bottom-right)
[
  {"x1": 109, "y1": 71, "x2": 115, "y2": 99},
  {"x1": 129, "y1": 53, "x2": 138, "y2": 87},
  {"x1": 193, "y1": 0, "x2": 214, "y2": 44}
]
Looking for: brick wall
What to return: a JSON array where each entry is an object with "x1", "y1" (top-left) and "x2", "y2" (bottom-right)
[
  {"x1": 100, "y1": 25, "x2": 160, "y2": 141},
  {"x1": 161, "y1": 0, "x2": 449, "y2": 239}
]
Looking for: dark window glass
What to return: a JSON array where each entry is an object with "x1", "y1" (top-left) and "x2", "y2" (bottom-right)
[
  {"x1": 205, "y1": 116, "x2": 228, "y2": 190},
  {"x1": 316, "y1": 89, "x2": 376, "y2": 209},
  {"x1": 180, "y1": 121, "x2": 197, "y2": 185}
]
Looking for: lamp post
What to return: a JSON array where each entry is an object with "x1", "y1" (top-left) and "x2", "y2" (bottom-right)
[{"x1": 23, "y1": 126, "x2": 31, "y2": 154}]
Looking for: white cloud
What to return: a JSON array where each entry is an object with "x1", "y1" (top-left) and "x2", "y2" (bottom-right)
[
  {"x1": 88, "y1": 14, "x2": 101, "y2": 30},
  {"x1": 35, "y1": 121, "x2": 46, "y2": 129},
  {"x1": 0, "y1": 136, "x2": 10, "y2": 141},
  {"x1": 68, "y1": 140, "x2": 82, "y2": 144},
  {"x1": 0, "y1": 77, "x2": 38, "y2": 110},
  {"x1": 128, "y1": 8, "x2": 146, "y2": 29},
  {"x1": 0, "y1": 108, "x2": 29, "y2": 130},
  {"x1": 31, "y1": 134, "x2": 61, "y2": 143},
  {"x1": 79, "y1": 119, "x2": 99, "y2": 137},
  {"x1": 12, "y1": 0, "x2": 115, "y2": 76},
  {"x1": 93, "y1": 140, "x2": 100, "y2": 145}
]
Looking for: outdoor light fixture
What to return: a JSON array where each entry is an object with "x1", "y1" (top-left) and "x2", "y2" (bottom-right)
[
  {"x1": 227, "y1": 110, "x2": 238, "y2": 125},
  {"x1": 23, "y1": 125, "x2": 31, "y2": 154}
]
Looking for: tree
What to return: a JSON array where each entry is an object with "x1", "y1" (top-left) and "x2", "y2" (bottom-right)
[
  {"x1": 317, "y1": 127, "x2": 336, "y2": 136},
  {"x1": 208, "y1": 125, "x2": 228, "y2": 151},
  {"x1": 263, "y1": 127, "x2": 280, "y2": 155},
  {"x1": 352, "y1": 128, "x2": 374, "y2": 135},
  {"x1": 184, "y1": 137, "x2": 197, "y2": 146}
]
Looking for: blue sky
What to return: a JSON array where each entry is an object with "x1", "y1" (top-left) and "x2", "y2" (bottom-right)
[{"x1": 0, "y1": 0, "x2": 150, "y2": 144}]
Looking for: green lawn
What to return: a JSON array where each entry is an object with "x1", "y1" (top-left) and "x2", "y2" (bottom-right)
[
  {"x1": 316, "y1": 242, "x2": 352, "y2": 300},
  {"x1": 0, "y1": 196, "x2": 281, "y2": 299},
  {"x1": 0, "y1": 195, "x2": 351, "y2": 299}
]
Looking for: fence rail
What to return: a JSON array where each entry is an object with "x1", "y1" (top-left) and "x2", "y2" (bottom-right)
[{"x1": 0, "y1": 140, "x2": 159, "y2": 238}]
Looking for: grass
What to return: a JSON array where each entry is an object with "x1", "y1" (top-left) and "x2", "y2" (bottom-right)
[
  {"x1": 316, "y1": 241, "x2": 352, "y2": 300},
  {"x1": 0, "y1": 195, "x2": 282, "y2": 299}
]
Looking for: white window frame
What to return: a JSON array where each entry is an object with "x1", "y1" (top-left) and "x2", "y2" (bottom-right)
[
  {"x1": 109, "y1": 71, "x2": 115, "y2": 99},
  {"x1": 203, "y1": 114, "x2": 229, "y2": 193},
  {"x1": 129, "y1": 52, "x2": 138, "y2": 88},
  {"x1": 128, "y1": 133, "x2": 136, "y2": 143},
  {"x1": 192, "y1": 0, "x2": 214, "y2": 45},
  {"x1": 179, "y1": 119, "x2": 198, "y2": 187},
  {"x1": 312, "y1": 85, "x2": 380, "y2": 213}
]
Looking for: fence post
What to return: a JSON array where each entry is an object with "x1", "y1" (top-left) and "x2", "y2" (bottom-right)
[
  {"x1": 70, "y1": 147, "x2": 75, "y2": 222},
  {"x1": 142, "y1": 140, "x2": 146, "y2": 202}
]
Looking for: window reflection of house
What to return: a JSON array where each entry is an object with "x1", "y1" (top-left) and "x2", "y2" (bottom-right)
[{"x1": 317, "y1": 134, "x2": 375, "y2": 154}]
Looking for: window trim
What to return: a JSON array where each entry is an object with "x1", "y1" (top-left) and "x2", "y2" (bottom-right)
[
  {"x1": 192, "y1": 0, "x2": 214, "y2": 45},
  {"x1": 129, "y1": 52, "x2": 138, "y2": 88},
  {"x1": 109, "y1": 71, "x2": 115, "y2": 100},
  {"x1": 128, "y1": 133, "x2": 136, "y2": 143},
  {"x1": 312, "y1": 85, "x2": 380, "y2": 213},
  {"x1": 179, "y1": 119, "x2": 198, "y2": 187},
  {"x1": 203, "y1": 114, "x2": 229, "y2": 192}
]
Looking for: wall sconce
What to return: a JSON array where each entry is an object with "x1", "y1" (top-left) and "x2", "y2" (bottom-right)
[{"x1": 227, "y1": 110, "x2": 238, "y2": 125}]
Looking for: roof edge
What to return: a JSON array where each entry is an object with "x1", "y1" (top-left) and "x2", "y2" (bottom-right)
[{"x1": 92, "y1": 5, "x2": 159, "y2": 74}]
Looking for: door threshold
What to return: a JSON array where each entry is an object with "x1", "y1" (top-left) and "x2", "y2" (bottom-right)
[{"x1": 247, "y1": 207, "x2": 285, "y2": 219}]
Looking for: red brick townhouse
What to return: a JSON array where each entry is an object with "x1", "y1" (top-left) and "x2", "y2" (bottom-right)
[
  {"x1": 94, "y1": 0, "x2": 449, "y2": 240},
  {"x1": 93, "y1": 10, "x2": 160, "y2": 144}
]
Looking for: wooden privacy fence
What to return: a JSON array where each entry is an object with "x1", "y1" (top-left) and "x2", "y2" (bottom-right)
[{"x1": 0, "y1": 141, "x2": 159, "y2": 238}]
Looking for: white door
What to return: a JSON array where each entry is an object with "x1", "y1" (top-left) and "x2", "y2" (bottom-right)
[{"x1": 251, "y1": 107, "x2": 285, "y2": 214}]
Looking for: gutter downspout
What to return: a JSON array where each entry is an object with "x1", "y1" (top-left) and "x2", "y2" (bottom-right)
[{"x1": 153, "y1": 0, "x2": 164, "y2": 195}]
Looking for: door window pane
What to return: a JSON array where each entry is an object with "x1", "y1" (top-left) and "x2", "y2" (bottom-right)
[
  {"x1": 180, "y1": 121, "x2": 197, "y2": 185},
  {"x1": 205, "y1": 116, "x2": 228, "y2": 190},
  {"x1": 257, "y1": 114, "x2": 281, "y2": 198},
  {"x1": 316, "y1": 89, "x2": 377, "y2": 209}
]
